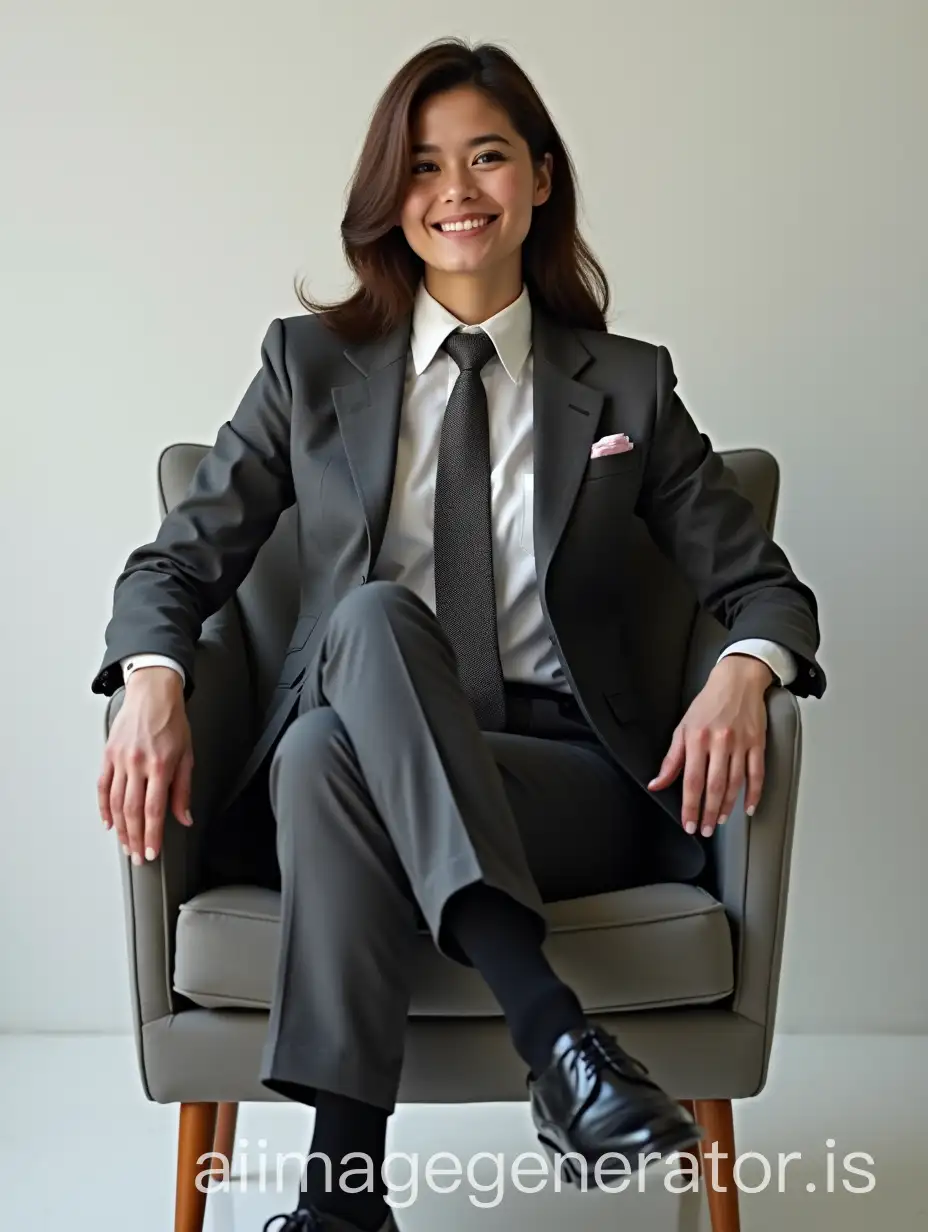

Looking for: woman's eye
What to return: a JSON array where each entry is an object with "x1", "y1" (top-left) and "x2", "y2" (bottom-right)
[{"x1": 411, "y1": 151, "x2": 505, "y2": 175}]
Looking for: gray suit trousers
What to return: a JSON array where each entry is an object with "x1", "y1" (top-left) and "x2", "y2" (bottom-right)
[{"x1": 205, "y1": 582, "x2": 696, "y2": 1113}]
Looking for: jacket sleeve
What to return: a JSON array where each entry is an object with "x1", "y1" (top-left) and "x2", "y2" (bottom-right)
[
  {"x1": 637, "y1": 344, "x2": 825, "y2": 698},
  {"x1": 91, "y1": 317, "x2": 296, "y2": 702}
]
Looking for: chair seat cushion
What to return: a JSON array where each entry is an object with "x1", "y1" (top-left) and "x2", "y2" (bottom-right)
[{"x1": 173, "y1": 882, "x2": 734, "y2": 1015}]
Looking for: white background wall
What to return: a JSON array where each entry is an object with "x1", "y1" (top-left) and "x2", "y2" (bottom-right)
[{"x1": 1, "y1": 0, "x2": 925, "y2": 1035}]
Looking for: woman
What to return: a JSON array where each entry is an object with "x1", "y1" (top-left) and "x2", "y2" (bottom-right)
[{"x1": 95, "y1": 37, "x2": 824, "y2": 1232}]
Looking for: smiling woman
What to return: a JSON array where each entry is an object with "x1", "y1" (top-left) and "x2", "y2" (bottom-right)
[
  {"x1": 297, "y1": 37, "x2": 609, "y2": 337},
  {"x1": 93, "y1": 31, "x2": 825, "y2": 1232}
]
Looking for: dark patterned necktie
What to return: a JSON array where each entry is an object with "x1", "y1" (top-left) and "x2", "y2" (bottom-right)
[{"x1": 433, "y1": 329, "x2": 506, "y2": 730}]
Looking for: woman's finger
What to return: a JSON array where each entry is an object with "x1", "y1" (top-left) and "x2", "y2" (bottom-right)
[
  {"x1": 169, "y1": 749, "x2": 195, "y2": 829},
  {"x1": 97, "y1": 759, "x2": 114, "y2": 829},
  {"x1": 718, "y1": 746, "x2": 747, "y2": 825},
  {"x1": 110, "y1": 764, "x2": 129, "y2": 854},
  {"x1": 122, "y1": 764, "x2": 147, "y2": 865},
  {"x1": 681, "y1": 728, "x2": 709, "y2": 833},
  {"x1": 648, "y1": 726, "x2": 685, "y2": 792},
  {"x1": 143, "y1": 766, "x2": 169, "y2": 862},
  {"x1": 700, "y1": 731, "x2": 733, "y2": 834},
  {"x1": 745, "y1": 743, "x2": 766, "y2": 817}
]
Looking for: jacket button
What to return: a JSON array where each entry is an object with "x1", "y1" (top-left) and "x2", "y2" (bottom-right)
[
  {"x1": 809, "y1": 667, "x2": 816, "y2": 677},
  {"x1": 359, "y1": 573, "x2": 367, "y2": 584}
]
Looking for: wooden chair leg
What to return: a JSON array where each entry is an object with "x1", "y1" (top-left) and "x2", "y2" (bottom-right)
[
  {"x1": 693, "y1": 1098, "x2": 741, "y2": 1232},
  {"x1": 213, "y1": 1102, "x2": 239, "y2": 1174},
  {"x1": 175, "y1": 1101, "x2": 218, "y2": 1232},
  {"x1": 677, "y1": 1099, "x2": 702, "y2": 1182}
]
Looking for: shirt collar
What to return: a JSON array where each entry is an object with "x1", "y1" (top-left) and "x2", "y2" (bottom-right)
[{"x1": 410, "y1": 281, "x2": 532, "y2": 383}]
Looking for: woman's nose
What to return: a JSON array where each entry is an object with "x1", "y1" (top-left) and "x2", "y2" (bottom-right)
[{"x1": 441, "y1": 170, "x2": 478, "y2": 200}]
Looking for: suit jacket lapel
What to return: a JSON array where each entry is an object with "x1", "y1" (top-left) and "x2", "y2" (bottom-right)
[
  {"x1": 331, "y1": 304, "x2": 606, "y2": 586},
  {"x1": 531, "y1": 308, "x2": 605, "y2": 592},
  {"x1": 332, "y1": 315, "x2": 412, "y2": 572}
]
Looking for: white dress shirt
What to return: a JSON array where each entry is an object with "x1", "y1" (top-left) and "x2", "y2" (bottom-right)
[{"x1": 123, "y1": 283, "x2": 795, "y2": 692}]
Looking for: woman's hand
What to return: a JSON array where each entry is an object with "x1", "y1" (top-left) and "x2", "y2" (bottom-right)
[
  {"x1": 97, "y1": 668, "x2": 195, "y2": 864},
  {"x1": 647, "y1": 655, "x2": 773, "y2": 836}
]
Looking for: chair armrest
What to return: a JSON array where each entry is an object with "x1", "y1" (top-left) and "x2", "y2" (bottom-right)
[
  {"x1": 711, "y1": 685, "x2": 802, "y2": 1031},
  {"x1": 684, "y1": 607, "x2": 804, "y2": 1034},
  {"x1": 105, "y1": 600, "x2": 253, "y2": 1027}
]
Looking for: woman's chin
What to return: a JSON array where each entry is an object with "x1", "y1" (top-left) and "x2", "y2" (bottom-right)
[
  {"x1": 435, "y1": 256, "x2": 491, "y2": 275},
  {"x1": 426, "y1": 246, "x2": 502, "y2": 276}
]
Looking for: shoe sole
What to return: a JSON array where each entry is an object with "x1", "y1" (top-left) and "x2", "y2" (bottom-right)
[{"x1": 535, "y1": 1117, "x2": 704, "y2": 1187}]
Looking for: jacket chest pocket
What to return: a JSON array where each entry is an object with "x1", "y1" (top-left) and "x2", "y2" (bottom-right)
[
  {"x1": 584, "y1": 447, "x2": 642, "y2": 481},
  {"x1": 579, "y1": 452, "x2": 643, "y2": 515}
]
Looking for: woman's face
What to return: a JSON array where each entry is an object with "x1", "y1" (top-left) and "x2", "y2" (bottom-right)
[{"x1": 399, "y1": 85, "x2": 552, "y2": 285}]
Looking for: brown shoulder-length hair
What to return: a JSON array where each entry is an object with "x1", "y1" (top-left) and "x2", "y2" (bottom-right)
[{"x1": 296, "y1": 38, "x2": 610, "y2": 342}]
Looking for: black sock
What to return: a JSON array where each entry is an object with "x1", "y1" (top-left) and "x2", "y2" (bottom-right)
[
  {"x1": 299, "y1": 1089, "x2": 389, "y2": 1231},
  {"x1": 442, "y1": 882, "x2": 587, "y2": 1075}
]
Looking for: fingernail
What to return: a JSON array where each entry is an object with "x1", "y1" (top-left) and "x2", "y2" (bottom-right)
[
  {"x1": 122, "y1": 843, "x2": 130, "y2": 856},
  {"x1": 746, "y1": 805, "x2": 756, "y2": 817},
  {"x1": 684, "y1": 821, "x2": 697, "y2": 834},
  {"x1": 145, "y1": 847, "x2": 156, "y2": 861},
  {"x1": 102, "y1": 819, "x2": 112, "y2": 830},
  {"x1": 185, "y1": 810, "x2": 194, "y2": 826},
  {"x1": 701, "y1": 824, "x2": 713, "y2": 837},
  {"x1": 719, "y1": 815, "x2": 728, "y2": 825},
  {"x1": 131, "y1": 852, "x2": 142, "y2": 866}
]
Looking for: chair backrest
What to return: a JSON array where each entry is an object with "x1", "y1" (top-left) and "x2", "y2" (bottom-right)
[{"x1": 158, "y1": 443, "x2": 780, "y2": 729}]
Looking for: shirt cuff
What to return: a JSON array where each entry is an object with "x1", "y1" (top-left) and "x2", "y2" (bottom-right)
[
  {"x1": 121, "y1": 654, "x2": 186, "y2": 688},
  {"x1": 717, "y1": 639, "x2": 797, "y2": 687}
]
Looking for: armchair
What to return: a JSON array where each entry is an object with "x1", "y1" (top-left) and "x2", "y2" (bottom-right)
[{"x1": 104, "y1": 445, "x2": 802, "y2": 1232}]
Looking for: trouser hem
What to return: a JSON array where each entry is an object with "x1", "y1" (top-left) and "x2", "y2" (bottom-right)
[
  {"x1": 259, "y1": 1053, "x2": 399, "y2": 1114},
  {"x1": 423, "y1": 852, "x2": 547, "y2": 966}
]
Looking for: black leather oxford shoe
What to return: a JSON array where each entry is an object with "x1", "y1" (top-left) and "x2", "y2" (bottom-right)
[{"x1": 528, "y1": 1025, "x2": 703, "y2": 1185}]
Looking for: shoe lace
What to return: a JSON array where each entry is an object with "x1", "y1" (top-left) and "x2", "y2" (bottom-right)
[
  {"x1": 577, "y1": 1028, "x2": 651, "y2": 1084},
  {"x1": 262, "y1": 1208, "x2": 323, "y2": 1232}
]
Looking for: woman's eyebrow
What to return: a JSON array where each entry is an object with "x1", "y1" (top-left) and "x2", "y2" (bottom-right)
[{"x1": 411, "y1": 133, "x2": 513, "y2": 155}]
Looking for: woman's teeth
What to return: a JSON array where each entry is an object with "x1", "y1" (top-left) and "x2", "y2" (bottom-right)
[{"x1": 437, "y1": 217, "x2": 494, "y2": 232}]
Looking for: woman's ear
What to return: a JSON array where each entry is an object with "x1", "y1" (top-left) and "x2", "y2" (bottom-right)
[{"x1": 534, "y1": 152, "x2": 554, "y2": 207}]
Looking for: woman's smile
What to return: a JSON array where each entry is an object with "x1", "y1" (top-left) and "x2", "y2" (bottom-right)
[{"x1": 431, "y1": 214, "x2": 500, "y2": 240}]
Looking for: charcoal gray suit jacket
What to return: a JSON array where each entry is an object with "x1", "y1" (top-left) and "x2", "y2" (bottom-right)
[{"x1": 92, "y1": 306, "x2": 825, "y2": 824}]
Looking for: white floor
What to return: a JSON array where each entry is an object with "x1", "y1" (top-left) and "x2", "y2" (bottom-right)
[{"x1": 0, "y1": 1033, "x2": 923, "y2": 1230}]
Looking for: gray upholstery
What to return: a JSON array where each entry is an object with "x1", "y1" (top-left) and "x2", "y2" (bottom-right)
[
  {"x1": 107, "y1": 446, "x2": 802, "y2": 1107},
  {"x1": 174, "y1": 883, "x2": 734, "y2": 1015}
]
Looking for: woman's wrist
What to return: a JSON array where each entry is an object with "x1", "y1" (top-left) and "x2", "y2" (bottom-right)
[{"x1": 714, "y1": 653, "x2": 775, "y2": 690}]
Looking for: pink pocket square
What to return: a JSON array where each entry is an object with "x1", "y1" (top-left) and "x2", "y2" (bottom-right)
[{"x1": 590, "y1": 433, "x2": 634, "y2": 458}]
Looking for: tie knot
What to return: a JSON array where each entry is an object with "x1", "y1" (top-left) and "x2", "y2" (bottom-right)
[{"x1": 441, "y1": 328, "x2": 497, "y2": 373}]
